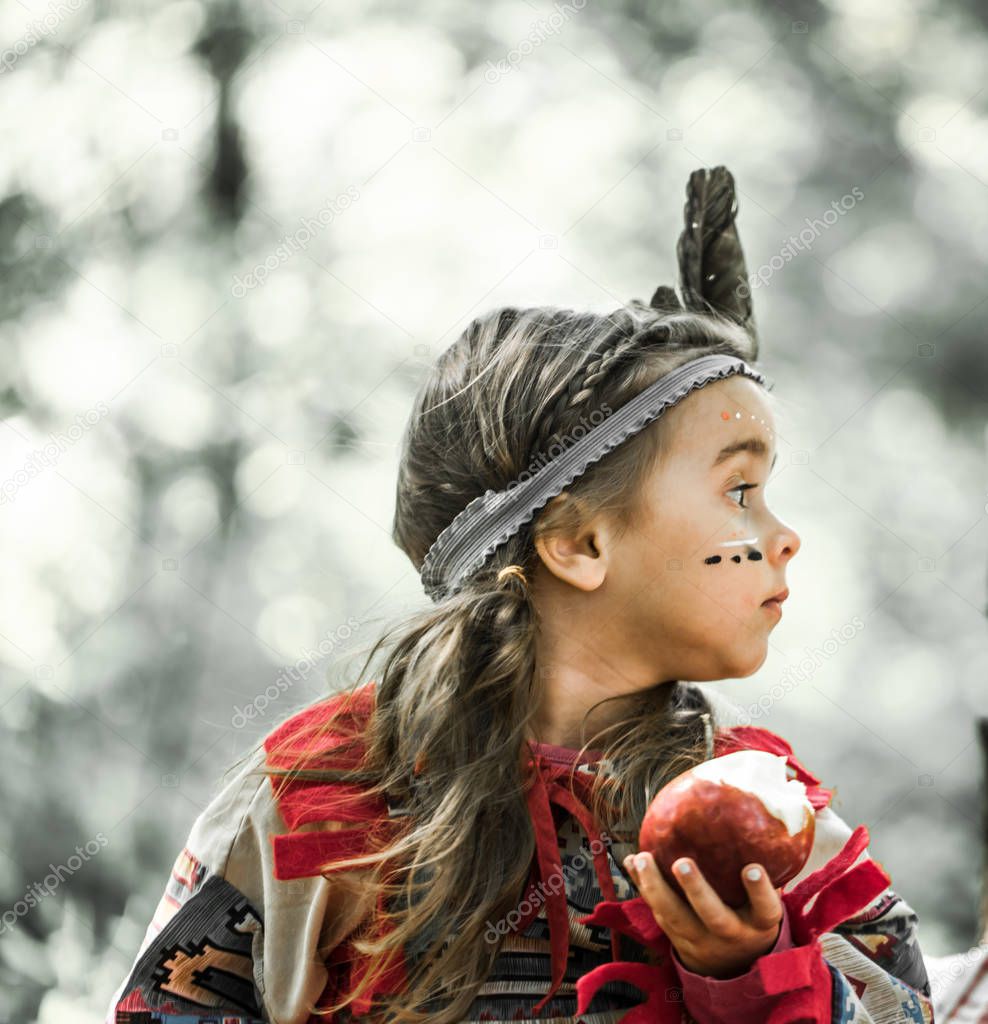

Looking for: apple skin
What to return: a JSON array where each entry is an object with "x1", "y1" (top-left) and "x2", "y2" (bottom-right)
[{"x1": 638, "y1": 758, "x2": 815, "y2": 909}]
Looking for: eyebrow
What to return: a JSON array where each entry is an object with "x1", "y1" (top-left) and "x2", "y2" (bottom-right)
[{"x1": 712, "y1": 436, "x2": 778, "y2": 470}]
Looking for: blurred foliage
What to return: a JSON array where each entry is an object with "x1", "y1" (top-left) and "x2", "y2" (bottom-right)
[{"x1": 2, "y1": 0, "x2": 988, "y2": 1019}]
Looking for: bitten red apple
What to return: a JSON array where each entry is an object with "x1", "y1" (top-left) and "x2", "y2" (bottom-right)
[{"x1": 638, "y1": 750, "x2": 815, "y2": 908}]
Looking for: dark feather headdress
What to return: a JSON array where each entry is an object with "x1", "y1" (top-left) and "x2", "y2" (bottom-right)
[{"x1": 646, "y1": 165, "x2": 758, "y2": 359}]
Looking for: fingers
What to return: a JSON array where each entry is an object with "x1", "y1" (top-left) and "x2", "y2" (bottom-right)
[
  {"x1": 664, "y1": 857, "x2": 740, "y2": 937},
  {"x1": 624, "y1": 852, "x2": 703, "y2": 939},
  {"x1": 626, "y1": 854, "x2": 783, "y2": 940},
  {"x1": 741, "y1": 864, "x2": 785, "y2": 932}
]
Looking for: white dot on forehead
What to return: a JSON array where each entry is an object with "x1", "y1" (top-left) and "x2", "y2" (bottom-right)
[{"x1": 720, "y1": 410, "x2": 774, "y2": 432}]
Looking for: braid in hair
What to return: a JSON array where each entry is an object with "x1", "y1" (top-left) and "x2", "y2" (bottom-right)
[{"x1": 529, "y1": 314, "x2": 671, "y2": 462}]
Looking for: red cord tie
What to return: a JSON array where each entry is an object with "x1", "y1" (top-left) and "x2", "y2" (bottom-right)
[{"x1": 518, "y1": 751, "x2": 622, "y2": 1016}]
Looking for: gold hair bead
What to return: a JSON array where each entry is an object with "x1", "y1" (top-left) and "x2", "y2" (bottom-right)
[{"x1": 496, "y1": 564, "x2": 528, "y2": 586}]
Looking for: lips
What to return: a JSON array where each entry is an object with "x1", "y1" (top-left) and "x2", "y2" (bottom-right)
[{"x1": 762, "y1": 587, "x2": 789, "y2": 606}]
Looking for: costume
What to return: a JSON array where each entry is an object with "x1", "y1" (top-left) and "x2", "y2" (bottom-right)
[
  {"x1": 105, "y1": 680, "x2": 934, "y2": 1024},
  {"x1": 105, "y1": 166, "x2": 935, "y2": 1022}
]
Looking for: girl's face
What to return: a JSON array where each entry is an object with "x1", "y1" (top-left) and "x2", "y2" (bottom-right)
[{"x1": 599, "y1": 375, "x2": 800, "y2": 683}]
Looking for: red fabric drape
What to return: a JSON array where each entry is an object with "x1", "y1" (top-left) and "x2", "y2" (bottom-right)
[{"x1": 262, "y1": 688, "x2": 844, "y2": 1021}]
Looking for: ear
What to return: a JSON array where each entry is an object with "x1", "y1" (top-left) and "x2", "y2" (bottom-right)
[{"x1": 533, "y1": 493, "x2": 612, "y2": 593}]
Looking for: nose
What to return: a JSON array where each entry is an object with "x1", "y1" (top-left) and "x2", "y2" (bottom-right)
[{"x1": 769, "y1": 514, "x2": 801, "y2": 565}]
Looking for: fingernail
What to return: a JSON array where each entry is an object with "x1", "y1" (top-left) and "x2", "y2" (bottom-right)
[
  {"x1": 746, "y1": 866, "x2": 762, "y2": 881},
  {"x1": 676, "y1": 860, "x2": 692, "y2": 875},
  {"x1": 634, "y1": 854, "x2": 648, "y2": 871}
]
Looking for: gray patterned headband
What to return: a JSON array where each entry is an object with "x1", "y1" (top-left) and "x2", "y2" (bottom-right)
[{"x1": 420, "y1": 352, "x2": 769, "y2": 602}]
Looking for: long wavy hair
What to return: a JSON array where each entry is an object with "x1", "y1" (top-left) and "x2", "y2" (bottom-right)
[{"x1": 261, "y1": 298, "x2": 764, "y2": 1022}]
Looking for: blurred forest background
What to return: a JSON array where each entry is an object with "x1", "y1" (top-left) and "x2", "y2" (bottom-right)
[{"x1": 2, "y1": 0, "x2": 988, "y2": 1019}]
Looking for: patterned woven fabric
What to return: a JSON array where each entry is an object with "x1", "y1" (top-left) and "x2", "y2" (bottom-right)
[{"x1": 106, "y1": 683, "x2": 935, "y2": 1024}]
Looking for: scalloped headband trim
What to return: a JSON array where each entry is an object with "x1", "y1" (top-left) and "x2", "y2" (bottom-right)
[{"x1": 419, "y1": 353, "x2": 769, "y2": 602}]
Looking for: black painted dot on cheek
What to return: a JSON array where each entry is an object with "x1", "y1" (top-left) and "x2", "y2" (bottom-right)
[
  {"x1": 747, "y1": 551, "x2": 763, "y2": 560},
  {"x1": 704, "y1": 555, "x2": 721, "y2": 564},
  {"x1": 731, "y1": 555, "x2": 741, "y2": 563}
]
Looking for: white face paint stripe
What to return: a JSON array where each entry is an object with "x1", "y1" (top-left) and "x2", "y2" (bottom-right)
[{"x1": 717, "y1": 537, "x2": 760, "y2": 547}]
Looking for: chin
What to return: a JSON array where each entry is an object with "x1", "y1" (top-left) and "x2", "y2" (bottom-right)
[{"x1": 728, "y1": 644, "x2": 768, "y2": 680}]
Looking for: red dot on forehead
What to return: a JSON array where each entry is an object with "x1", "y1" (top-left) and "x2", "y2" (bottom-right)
[{"x1": 720, "y1": 411, "x2": 730, "y2": 420}]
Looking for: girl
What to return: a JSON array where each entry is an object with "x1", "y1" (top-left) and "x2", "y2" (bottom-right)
[{"x1": 106, "y1": 167, "x2": 935, "y2": 1024}]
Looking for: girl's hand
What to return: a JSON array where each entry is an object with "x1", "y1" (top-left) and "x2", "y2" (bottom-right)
[{"x1": 623, "y1": 851, "x2": 785, "y2": 980}]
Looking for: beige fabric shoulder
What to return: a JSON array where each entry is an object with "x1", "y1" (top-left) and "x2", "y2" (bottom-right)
[{"x1": 105, "y1": 742, "x2": 374, "y2": 1024}]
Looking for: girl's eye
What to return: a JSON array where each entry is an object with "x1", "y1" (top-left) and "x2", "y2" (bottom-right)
[{"x1": 727, "y1": 483, "x2": 758, "y2": 509}]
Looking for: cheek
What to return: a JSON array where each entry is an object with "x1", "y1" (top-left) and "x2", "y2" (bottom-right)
[{"x1": 635, "y1": 514, "x2": 766, "y2": 601}]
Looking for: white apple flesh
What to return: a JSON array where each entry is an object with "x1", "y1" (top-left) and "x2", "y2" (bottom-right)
[{"x1": 638, "y1": 750, "x2": 815, "y2": 908}]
